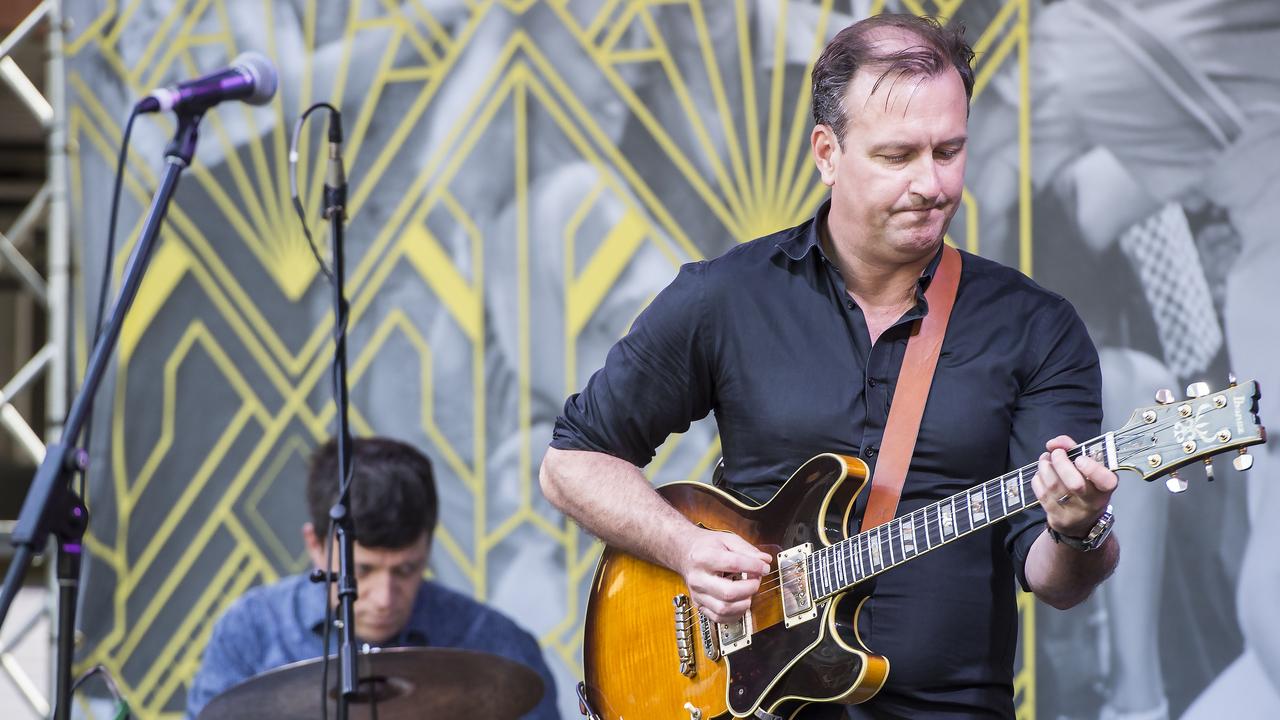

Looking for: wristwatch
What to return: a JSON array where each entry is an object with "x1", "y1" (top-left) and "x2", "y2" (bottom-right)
[{"x1": 1047, "y1": 504, "x2": 1114, "y2": 552}]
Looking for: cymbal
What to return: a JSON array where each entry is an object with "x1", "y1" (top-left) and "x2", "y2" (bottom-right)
[{"x1": 198, "y1": 647, "x2": 544, "y2": 720}]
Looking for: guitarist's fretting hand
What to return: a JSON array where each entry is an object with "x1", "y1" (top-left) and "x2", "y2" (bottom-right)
[
  {"x1": 678, "y1": 529, "x2": 773, "y2": 623},
  {"x1": 1031, "y1": 435, "x2": 1119, "y2": 537}
]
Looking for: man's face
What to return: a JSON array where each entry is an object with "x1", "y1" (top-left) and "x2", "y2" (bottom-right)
[
  {"x1": 813, "y1": 55, "x2": 969, "y2": 262},
  {"x1": 305, "y1": 526, "x2": 429, "y2": 644}
]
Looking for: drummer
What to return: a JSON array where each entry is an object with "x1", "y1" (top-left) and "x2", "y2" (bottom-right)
[{"x1": 185, "y1": 436, "x2": 559, "y2": 719}]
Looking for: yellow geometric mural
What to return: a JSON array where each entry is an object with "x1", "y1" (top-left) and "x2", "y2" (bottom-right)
[{"x1": 62, "y1": 1, "x2": 1036, "y2": 717}]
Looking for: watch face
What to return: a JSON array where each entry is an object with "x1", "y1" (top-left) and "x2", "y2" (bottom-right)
[{"x1": 1081, "y1": 510, "x2": 1115, "y2": 550}]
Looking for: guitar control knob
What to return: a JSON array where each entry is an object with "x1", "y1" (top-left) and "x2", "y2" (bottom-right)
[
  {"x1": 1155, "y1": 389, "x2": 1176, "y2": 405},
  {"x1": 1234, "y1": 450, "x2": 1254, "y2": 472},
  {"x1": 1165, "y1": 471, "x2": 1188, "y2": 494},
  {"x1": 1203, "y1": 459, "x2": 1215, "y2": 481},
  {"x1": 1186, "y1": 382, "x2": 1211, "y2": 399}
]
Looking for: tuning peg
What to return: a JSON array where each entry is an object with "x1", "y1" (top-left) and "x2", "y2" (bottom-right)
[
  {"x1": 1203, "y1": 458, "x2": 1215, "y2": 481},
  {"x1": 1228, "y1": 373, "x2": 1238, "y2": 387},
  {"x1": 1155, "y1": 389, "x2": 1176, "y2": 405},
  {"x1": 1165, "y1": 471, "x2": 1188, "y2": 493},
  {"x1": 1186, "y1": 382, "x2": 1211, "y2": 399},
  {"x1": 1234, "y1": 450, "x2": 1254, "y2": 472}
]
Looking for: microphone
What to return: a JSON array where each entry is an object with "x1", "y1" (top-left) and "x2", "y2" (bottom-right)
[{"x1": 136, "y1": 52, "x2": 278, "y2": 114}]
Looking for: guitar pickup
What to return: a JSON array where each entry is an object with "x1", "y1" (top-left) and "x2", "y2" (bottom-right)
[
  {"x1": 777, "y1": 543, "x2": 817, "y2": 628},
  {"x1": 698, "y1": 610, "x2": 721, "y2": 661},
  {"x1": 718, "y1": 609, "x2": 753, "y2": 655}
]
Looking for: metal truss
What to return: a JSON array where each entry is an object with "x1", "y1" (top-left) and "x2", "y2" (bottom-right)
[{"x1": 0, "y1": 0, "x2": 70, "y2": 717}]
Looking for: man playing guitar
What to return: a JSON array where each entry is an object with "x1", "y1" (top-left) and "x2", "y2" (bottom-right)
[{"x1": 541, "y1": 14, "x2": 1119, "y2": 718}]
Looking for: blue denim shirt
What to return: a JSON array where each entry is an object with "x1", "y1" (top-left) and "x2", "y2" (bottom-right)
[{"x1": 186, "y1": 573, "x2": 559, "y2": 718}]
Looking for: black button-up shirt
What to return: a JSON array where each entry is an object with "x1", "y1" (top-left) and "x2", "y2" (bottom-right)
[{"x1": 552, "y1": 201, "x2": 1101, "y2": 717}]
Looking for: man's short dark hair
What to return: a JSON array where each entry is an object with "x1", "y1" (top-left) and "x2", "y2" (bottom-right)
[
  {"x1": 306, "y1": 436, "x2": 438, "y2": 549},
  {"x1": 812, "y1": 13, "x2": 975, "y2": 145}
]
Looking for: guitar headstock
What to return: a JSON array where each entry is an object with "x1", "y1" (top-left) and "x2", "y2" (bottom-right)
[{"x1": 1112, "y1": 378, "x2": 1265, "y2": 490}]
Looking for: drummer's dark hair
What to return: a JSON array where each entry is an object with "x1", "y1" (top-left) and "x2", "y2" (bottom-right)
[{"x1": 307, "y1": 436, "x2": 438, "y2": 549}]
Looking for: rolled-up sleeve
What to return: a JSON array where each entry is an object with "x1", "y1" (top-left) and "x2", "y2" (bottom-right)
[
  {"x1": 551, "y1": 261, "x2": 714, "y2": 468},
  {"x1": 1003, "y1": 296, "x2": 1103, "y2": 591}
]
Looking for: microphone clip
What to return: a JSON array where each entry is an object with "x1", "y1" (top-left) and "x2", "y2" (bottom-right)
[
  {"x1": 322, "y1": 148, "x2": 346, "y2": 221},
  {"x1": 163, "y1": 111, "x2": 205, "y2": 167},
  {"x1": 322, "y1": 113, "x2": 346, "y2": 221}
]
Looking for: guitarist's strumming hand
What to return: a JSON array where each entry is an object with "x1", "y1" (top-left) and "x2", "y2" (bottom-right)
[
  {"x1": 1031, "y1": 435, "x2": 1119, "y2": 538},
  {"x1": 678, "y1": 528, "x2": 773, "y2": 623}
]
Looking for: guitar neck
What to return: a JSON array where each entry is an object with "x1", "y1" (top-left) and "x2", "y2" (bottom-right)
[{"x1": 807, "y1": 433, "x2": 1118, "y2": 600}]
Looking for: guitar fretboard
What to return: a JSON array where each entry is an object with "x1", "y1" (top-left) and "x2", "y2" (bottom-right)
[{"x1": 804, "y1": 434, "x2": 1115, "y2": 600}]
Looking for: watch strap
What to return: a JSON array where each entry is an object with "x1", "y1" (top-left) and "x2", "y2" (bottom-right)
[{"x1": 1048, "y1": 504, "x2": 1115, "y2": 552}]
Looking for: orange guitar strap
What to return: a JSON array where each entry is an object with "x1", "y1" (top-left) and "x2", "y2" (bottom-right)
[{"x1": 859, "y1": 244, "x2": 962, "y2": 532}]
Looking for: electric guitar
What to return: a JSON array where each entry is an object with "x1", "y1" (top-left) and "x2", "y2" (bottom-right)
[{"x1": 579, "y1": 379, "x2": 1265, "y2": 720}]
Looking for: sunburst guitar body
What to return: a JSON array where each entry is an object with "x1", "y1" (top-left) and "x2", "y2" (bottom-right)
[
  {"x1": 579, "y1": 380, "x2": 1264, "y2": 720},
  {"x1": 583, "y1": 453, "x2": 887, "y2": 719}
]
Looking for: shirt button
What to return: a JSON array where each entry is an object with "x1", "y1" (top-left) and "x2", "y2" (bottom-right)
[
  {"x1": 868, "y1": 378, "x2": 877, "y2": 387},
  {"x1": 846, "y1": 299, "x2": 855, "y2": 310},
  {"x1": 865, "y1": 446, "x2": 877, "y2": 458}
]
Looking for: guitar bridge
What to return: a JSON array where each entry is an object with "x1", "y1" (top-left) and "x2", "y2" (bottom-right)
[
  {"x1": 777, "y1": 543, "x2": 817, "y2": 628},
  {"x1": 673, "y1": 594, "x2": 697, "y2": 677}
]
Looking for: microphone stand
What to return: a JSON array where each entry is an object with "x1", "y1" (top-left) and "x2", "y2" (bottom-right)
[
  {"x1": 0, "y1": 109, "x2": 204, "y2": 720},
  {"x1": 320, "y1": 114, "x2": 359, "y2": 720}
]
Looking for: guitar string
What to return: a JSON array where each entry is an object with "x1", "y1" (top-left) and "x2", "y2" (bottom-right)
[
  {"x1": 741, "y1": 436, "x2": 1105, "y2": 599},
  {"x1": 760, "y1": 428, "x2": 1221, "y2": 600},
  {"x1": 689, "y1": 417, "x2": 1239, "y2": 643},
  {"x1": 696, "y1": 399, "x2": 1247, "y2": 616},
  {"x1": 743, "y1": 413, "x2": 1231, "y2": 600},
  {"x1": 787, "y1": 424, "x2": 1215, "y2": 597},
  {"x1": 783, "y1": 412, "x2": 1226, "y2": 597},
  {"x1": 801, "y1": 440, "x2": 1105, "y2": 593},
  {"x1": 677, "y1": 399, "x2": 1255, "y2": 656}
]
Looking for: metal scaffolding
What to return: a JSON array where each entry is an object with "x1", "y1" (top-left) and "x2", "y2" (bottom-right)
[{"x1": 0, "y1": 0, "x2": 70, "y2": 717}]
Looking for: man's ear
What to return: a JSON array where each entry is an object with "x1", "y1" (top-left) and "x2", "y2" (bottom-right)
[
  {"x1": 811, "y1": 124, "x2": 841, "y2": 187},
  {"x1": 302, "y1": 522, "x2": 327, "y2": 569}
]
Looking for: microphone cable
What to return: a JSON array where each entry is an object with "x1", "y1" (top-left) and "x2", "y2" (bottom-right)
[
  {"x1": 288, "y1": 102, "x2": 338, "y2": 284},
  {"x1": 80, "y1": 103, "x2": 143, "y2": 514}
]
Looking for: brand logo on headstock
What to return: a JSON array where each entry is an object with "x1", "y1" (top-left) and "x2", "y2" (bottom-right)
[
  {"x1": 1174, "y1": 403, "x2": 1215, "y2": 445},
  {"x1": 1234, "y1": 394, "x2": 1247, "y2": 435}
]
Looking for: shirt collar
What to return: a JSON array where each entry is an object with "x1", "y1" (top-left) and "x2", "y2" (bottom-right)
[
  {"x1": 774, "y1": 199, "x2": 830, "y2": 262},
  {"x1": 775, "y1": 198, "x2": 946, "y2": 293},
  {"x1": 917, "y1": 243, "x2": 946, "y2": 292}
]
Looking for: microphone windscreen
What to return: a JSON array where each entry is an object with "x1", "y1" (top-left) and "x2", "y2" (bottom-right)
[{"x1": 233, "y1": 51, "x2": 278, "y2": 106}]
